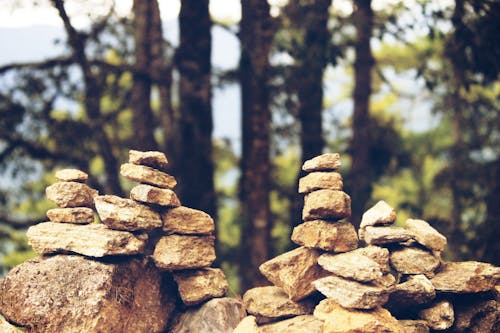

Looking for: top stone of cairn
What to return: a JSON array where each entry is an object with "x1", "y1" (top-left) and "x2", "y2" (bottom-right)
[
  {"x1": 55, "y1": 169, "x2": 88, "y2": 183},
  {"x1": 129, "y1": 150, "x2": 168, "y2": 170},
  {"x1": 302, "y1": 153, "x2": 341, "y2": 172}
]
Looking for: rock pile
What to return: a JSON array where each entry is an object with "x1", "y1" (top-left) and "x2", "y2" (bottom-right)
[{"x1": 236, "y1": 153, "x2": 500, "y2": 333}]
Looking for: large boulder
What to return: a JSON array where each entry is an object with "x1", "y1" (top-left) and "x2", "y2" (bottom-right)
[{"x1": 0, "y1": 255, "x2": 177, "y2": 333}]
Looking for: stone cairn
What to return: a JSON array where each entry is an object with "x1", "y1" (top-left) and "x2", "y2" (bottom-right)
[{"x1": 236, "y1": 153, "x2": 500, "y2": 333}]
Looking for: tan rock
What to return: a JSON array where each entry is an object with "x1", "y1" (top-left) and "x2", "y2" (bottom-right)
[
  {"x1": 302, "y1": 153, "x2": 341, "y2": 172},
  {"x1": 430, "y1": 261, "x2": 500, "y2": 293},
  {"x1": 373, "y1": 273, "x2": 397, "y2": 288},
  {"x1": 153, "y1": 234, "x2": 215, "y2": 271},
  {"x1": 54, "y1": 168, "x2": 88, "y2": 182},
  {"x1": 162, "y1": 206, "x2": 215, "y2": 235},
  {"x1": 390, "y1": 247, "x2": 441, "y2": 277},
  {"x1": 313, "y1": 275, "x2": 390, "y2": 309},
  {"x1": 302, "y1": 190, "x2": 351, "y2": 221},
  {"x1": 243, "y1": 286, "x2": 314, "y2": 324},
  {"x1": 233, "y1": 316, "x2": 259, "y2": 333},
  {"x1": 355, "y1": 245, "x2": 391, "y2": 273},
  {"x1": 318, "y1": 251, "x2": 382, "y2": 282},
  {"x1": 259, "y1": 247, "x2": 328, "y2": 301},
  {"x1": 120, "y1": 163, "x2": 176, "y2": 189},
  {"x1": 419, "y1": 300, "x2": 454, "y2": 330},
  {"x1": 129, "y1": 150, "x2": 168, "y2": 170},
  {"x1": 27, "y1": 222, "x2": 146, "y2": 257},
  {"x1": 46, "y1": 181, "x2": 98, "y2": 208},
  {"x1": 46, "y1": 207, "x2": 94, "y2": 224},
  {"x1": 360, "y1": 200, "x2": 396, "y2": 229},
  {"x1": 314, "y1": 299, "x2": 403, "y2": 333},
  {"x1": 291, "y1": 220, "x2": 358, "y2": 252},
  {"x1": 298, "y1": 172, "x2": 343, "y2": 194},
  {"x1": 130, "y1": 184, "x2": 180, "y2": 207},
  {"x1": 94, "y1": 195, "x2": 162, "y2": 231},
  {"x1": 0, "y1": 316, "x2": 24, "y2": 333},
  {"x1": 387, "y1": 275, "x2": 436, "y2": 312},
  {"x1": 399, "y1": 320, "x2": 430, "y2": 333},
  {"x1": 173, "y1": 268, "x2": 228, "y2": 306},
  {"x1": 405, "y1": 219, "x2": 447, "y2": 252},
  {"x1": 363, "y1": 226, "x2": 413, "y2": 245},
  {"x1": 260, "y1": 315, "x2": 323, "y2": 333},
  {"x1": 453, "y1": 296, "x2": 499, "y2": 332}
]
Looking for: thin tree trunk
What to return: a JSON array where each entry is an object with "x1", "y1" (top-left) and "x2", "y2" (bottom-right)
[
  {"x1": 348, "y1": 0, "x2": 374, "y2": 229},
  {"x1": 239, "y1": 0, "x2": 276, "y2": 290}
]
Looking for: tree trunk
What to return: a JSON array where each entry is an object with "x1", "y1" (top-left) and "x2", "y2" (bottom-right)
[
  {"x1": 239, "y1": 0, "x2": 276, "y2": 290},
  {"x1": 348, "y1": 0, "x2": 374, "y2": 229}
]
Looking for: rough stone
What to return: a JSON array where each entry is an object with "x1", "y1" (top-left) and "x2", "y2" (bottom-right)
[
  {"x1": 243, "y1": 286, "x2": 314, "y2": 324},
  {"x1": 452, "y1": 295, "x2": 499, "y2": 332},
  {"x1": 291, "y1": 220, "x2": 358, "y2": 252},
  {"x1": 0, "y1": 316, "x2": 24, "y2": 333},
  {"x1": 399, "y1": 320, "x2": 430, "y2": 333},
  {"x1": 418, "y1": 300, "x2": 454, "y2": 330},
  {"x1": 233, "y1": 316, "x2": 259, "y2": 333},
  {"x1": 405, "y1": 219, "x2": 447, "y2": 251},
  {"x1": 94, "y1": 195, "x2": 162, "y2": 231},
  {"x1": 120, "y1": 163, "x2": 176, "y2": 189},
  {"x1": 130, "y1": 184, "x2": 180, "y2": 207},
  {"x1": 318, "y1": 251, "x2": 382, "y2": 282},
  {"x1": 298, "y1": 172, "x2": 343, "y2": 193},
  {"x1": 363, "y1": 226, "x2": 414, "y2": 245},
  {"x1": 302, "y1": 190, "x2": 351, "y2": 221},
  {"x1": 313, "y1": 275, "x2": 390, "y2": 309},
  {"x1": 129, "y1": 150, "x2": 168, "y2": 170},
  {"x1": 387, "y1": 275, "x2": 436, "y2": 311},
  {"x1": 260, "y1": 315, "x2": 323, "y2": 333},
  {"x1": 0, "y1": 255, "x2": 177, "y2": 333},
  {"x1": 259, "y1": 247, "x2": 328, "y2": 301},
  {"x1": 373, "y1": 273, "x2": 397, "y2": 288},
  {"x1": 162, "y1": 206, "x2": 215, "y2": 235},
  {"x1": 355, "y1": 245, "x2": 391, "y2": 273},
  {"x1": 390, "y1": 247, "x2": 441, "y2": 276},
  {"x1": 360, "y1": 200, "x2": 396, "y2": 229},
  {"x1": 54, "y1": 168, "x2": 88, "y2": 182},
  {"x1": 46, "y1": 207, "x2": 94, "y2": 224},
  {"x1": 169, "y1": 297, "x2": 245, "y2": 333},
  {"x1": 302, "y1": 153, "x2": 341, "y2": 172},
  {"x1": 153, "y1": 234, "x2": 215, "y2": 271},
  {"x1": 314, "y1": 299, "x2": 403, "y2": 333},
  {"x1": 430, "y1": 261, "x2": 500, "y2": 293},
  {"x1": 173, "y1": 268, "x2": 228, "y2": 306},
  {"x1": 46, "y1": 181, "x2": 98, "y2": 208},
  {"x1": 27, "y1": 222, "x2": 146, "y2": 257}
]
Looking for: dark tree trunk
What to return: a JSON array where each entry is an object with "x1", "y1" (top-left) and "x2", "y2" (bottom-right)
[
  {"x1": 239, "y1": 0, "x2": 276, "y2": 290},
  {"x1": 173, "y1": 0, "x2": 216, "y2": 219},
  {"x1": 348, "y1": 0, "x2": 374, "y2": 229},
  {"x1": 289, "y1": 0, "x2": 331, "y2": 233}
]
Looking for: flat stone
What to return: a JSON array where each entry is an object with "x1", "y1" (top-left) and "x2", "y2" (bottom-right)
[
  {"x1": 313, "y1": 275, "x2": 390, "y2": 309},
  {"x1": 233, "y1": 316, "x2": 259, "y2": 333},
  {"x1": 430, "y1": 261, "x2": 500, "y2": 293},
  {"x1": 360, "y1": 200, "x2": 396, "y2": 229},
  {"x1": 162, "y1": 206, "x2": 215, "y2": 235},
  {"x1": 298, "y1": 172, "x2": 343, "y2": 193},
  {"x1": 390, "y1": 247, "x2": 441, "y2": 277},
  {"x1": 363, "y1": 226, "x2": 414, "y2": 245},
  {"x1": 129, "y1": 150, "x2": 168, "y2": 170},
  {"x1": 173, "y1": 268, "x2": 228, "y2": 306},
  {"x1": 314, "y1": 299, "x2": 403, "y2": 333},
  {"x1": 27, "y1": 222, "x2": 146, "y2": 257},
  {"x1": 0, "y1": 316, "x2": 24, "y2": 333},
  {"x1": 243, "y1": 286, "x2": 314, "y2": 324},
  {"x1": 318, "y1": 251, "x2": 382, "y2": 282},
  {"x1": 170, "y1": 297, "x2": 245, "y2": 333},
  {"x1": 54, "y1": 168, "x2": 88, "y2": 182},
  {"x1": 399, "y1": 320, "x2": 430, "y2": 333},
  {"x1": 0, "y1": 255, "x2": 177, "y2": 333},
  {"x1": 291, "y1": 220, "x2": 358, "y2": 252},
  {"x1": 405, "y1": 219, "x2": 447, "y2": 251},
  {"x1": 453, "y1": 295, "x2": 499, "y2": 332},
  {"x1": 153, "y1": 234, "x2": 215, "y2": 271},
  {"x1": 130, "y1": 184, "x2": 180, "y2": 207},
  {"x1": 418, "y1": 300, "x2": 454, "y2": 330},
  {"x1": 120, "y1": 163, "x2": 176, "y2": 189},
  {"x1": 355, "y1": 246, "x2": 391, "y2": 273},
  {"x1": 94, "y1": 195, "x2": 162, "y2": 231},
  {"x1": 46, "y1": 207, "x2": 94, "y2": 224},
  {"x1": 46, "y1": 181, "x2": 98, "y2": 208},
  {"x1": 387, "y1": 275, "x2": 436, "y2": 312},
  {"x1": 260, "y1": 315, "x2": 324, "y2": 333},
  {"x1": 302, "y1": 190, "x2": 351, "y2": 221},
  {"x1": 259, "y1": 247, "x2": 328, "y2": 301},
  {"x1": 302, "y1": 153, "x2": 341, "y2": 172}
]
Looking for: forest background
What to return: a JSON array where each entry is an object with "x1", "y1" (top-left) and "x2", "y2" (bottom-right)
[{"x1": 0, "y1": 0, "x2": 498, "y2": 293}]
